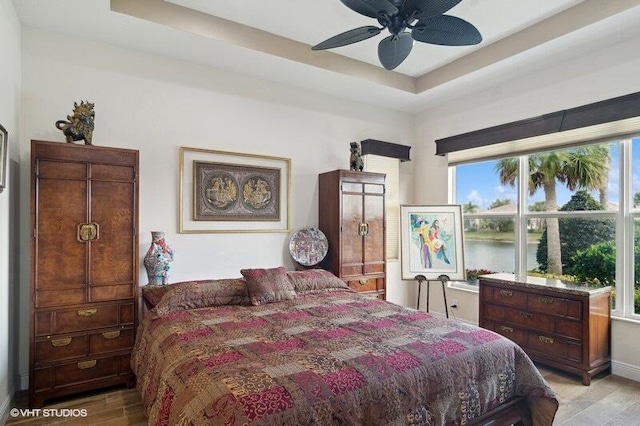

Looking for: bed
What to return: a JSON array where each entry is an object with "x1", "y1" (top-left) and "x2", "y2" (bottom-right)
[{"x1": 132, "y1": 267, "x2": 558, "y2": 425}]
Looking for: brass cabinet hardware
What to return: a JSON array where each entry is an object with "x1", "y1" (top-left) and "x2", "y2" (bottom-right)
[
  {"x1": 77, "y1": 308, "x2": 97, "y2": 317},
  {"x1": 358, "y1": 222, "x2": 369, "y2": 236},
  {"x1": 538, "y1": 336, "x2": 555, "y2": 344},
  {"x1": 358, "y1": 279, "x2": 368, "y2": 286},
  {"x1": 538, "y1": 296, "x2": 555, "y2": 304},
  {"x1": 77, "y1": 222, "x2": 99, "y2": 242},
  {"x1": 77, "y1": 360, "x2": 97, "y2": 369},
  {"x1": 499, "y1": 289, "x2": 513, "y2": 297},
  {"x1": 102, "y1": 331, "x2": 121, "y2": 339},
  {"x1": 51, "y1": 337, "x2": 72, "y2": 347},
  {"x1": 499, "y1": 326, "x2": 514, "y2": 333},
  {"x1": 519, "y1": 311, "x2": 533, "y2": 319}
]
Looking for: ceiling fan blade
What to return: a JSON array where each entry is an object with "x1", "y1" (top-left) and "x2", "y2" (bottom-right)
[
  {"x1": 412, "y1": 15, "x2": 482, "y2": 46},
  {"x1": 378, "y1": 32, "x2": 414, "y2": 70},
  {"x1": 403, "y1": 0, "x2": 462, "y2": 20},
  {"x1": 340, "y1": 0, "x2": 398, "y2": 19},
  {"x1": 312, "y1": 26, "x2": 382, "y2": 50}
]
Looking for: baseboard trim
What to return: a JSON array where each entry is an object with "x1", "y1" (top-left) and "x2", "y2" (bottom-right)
[
  {"x1": 612, "y1": 360, "x2": 640, "y2": 383},
  {"x1": 0, "y1": 385, "x2": 16, "y2": 425},
  {"x1": 20, "y1": 373, "x2": 28, "y2": 391}
]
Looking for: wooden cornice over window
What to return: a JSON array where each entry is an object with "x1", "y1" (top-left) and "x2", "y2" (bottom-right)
[
  {"x1": 361, "y1": 139, "x2": 411, "y2": 162},
  {"x1": 436, "y1": 91, "x2": 640, "y2": 157}
]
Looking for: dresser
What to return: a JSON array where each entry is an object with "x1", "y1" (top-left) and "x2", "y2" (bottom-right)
[
  {"x1": 30, "y1": 141, "x2": 139, "y2": 407},
  {"x1": 479, "y1": 273, "x2": 611, "y2": 385},
  {"x1": 319, "y1": 170, "x2": 386, "y2": 299}
]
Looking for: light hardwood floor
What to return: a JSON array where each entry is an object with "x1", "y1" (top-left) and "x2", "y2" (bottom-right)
[{"x1": 4, "y1": 366, "x2": 639, "y2": 425}]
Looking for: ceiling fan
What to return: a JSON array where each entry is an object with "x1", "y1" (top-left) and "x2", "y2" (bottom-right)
[{"x1": 312, "y1": 0, "x2": 482, "y2": 70}]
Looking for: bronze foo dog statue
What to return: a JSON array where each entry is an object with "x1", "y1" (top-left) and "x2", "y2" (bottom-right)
[
  {"x1": 55, "y1": 101, "x2": 95, "y2": 145},
  {"x1": 350, "y1": 142, "x2": 364, "y2": 171}
]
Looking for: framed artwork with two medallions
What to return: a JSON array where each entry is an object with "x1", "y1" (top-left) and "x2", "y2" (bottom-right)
[{"x1": 180, "y1": 147, "x2": 291, "y2": 233}]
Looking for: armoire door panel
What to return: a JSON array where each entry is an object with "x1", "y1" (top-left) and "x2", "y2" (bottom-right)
[
  {"x1": 36, "y1": 178, "x2": 87, "y2": 290},
  {"x1": 37, "y1": 160, "x2": 87, "y2": 180},
  {"x1": 341, "y1": 193, "x2": 364, "y2": 267},
  {"x1": 363, "y1": 193, "x2": 384, "y2": 267},
  {"x1": 90, "y1": 180, "x2": 135, "y2": 284}
]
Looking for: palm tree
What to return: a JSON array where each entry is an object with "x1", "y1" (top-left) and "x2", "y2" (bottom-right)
[
  {"x1": 462, "y1": 201, "x2": 479, "y2": 231},
  {"x1": 496, "y1": 146, "x2": 610, "y2": 275}
]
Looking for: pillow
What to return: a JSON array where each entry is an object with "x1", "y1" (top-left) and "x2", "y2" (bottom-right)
[
  {"x1": 288, "y1": 269, "x2": 352, "y2": 293},
  {"x1": 149, "y1": 278, "x2": 250, "y2": 317},
  {"x1": 141, "y1": 284, "x2": 172, "y2": 307},
  {"x1": 240, "y1": 266, "x2": 297, "y2": 306}
]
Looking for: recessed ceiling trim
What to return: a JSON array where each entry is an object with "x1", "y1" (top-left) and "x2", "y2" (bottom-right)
[
  {"x1": 111, "y1": 0, "x2": 640, "y2": 96},
  {"x1": 416, "y1": 0, "x2": 640, "y2": 93},
  {"x1": 110, "y1": 0, "x2": 416, "y2": 93}
]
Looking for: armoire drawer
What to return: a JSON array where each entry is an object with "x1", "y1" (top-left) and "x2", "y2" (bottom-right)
[
  {"x1": 35, "y1": 301, "x2": 135, "y2": 337},
  {"x1": 346, "y1": 277, "x2": 384, "y2": 293},
  {"x1": 34, "y1": 327, "x2": 135, "y2": 365},
  {"x1": 33, "y1": 354, "x2": 131, "y2": 392}
]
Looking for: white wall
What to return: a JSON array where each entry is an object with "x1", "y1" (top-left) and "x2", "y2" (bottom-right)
[
  {"x1": 0, "y1": 0, "x2": 21, "y2": 419},
  {"x1": 413, "y1": 29, "x2": 640, "y2": 380},
  {"x1": 17, "y1": 28, "x2": 415, "y2": 388}
]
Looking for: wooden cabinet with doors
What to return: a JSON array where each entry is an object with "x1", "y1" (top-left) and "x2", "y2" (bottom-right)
[
  {"x1": 30, "y1": 140, "x2": 139, "y2": 407},
  {"x1": 319, "y1": 170, "x2": 386, "y2": 299}
]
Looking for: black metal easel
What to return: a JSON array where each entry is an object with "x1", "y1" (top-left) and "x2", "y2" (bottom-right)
[{"x1": 415, "y1": 274, "x2": 450, "y2": 318}]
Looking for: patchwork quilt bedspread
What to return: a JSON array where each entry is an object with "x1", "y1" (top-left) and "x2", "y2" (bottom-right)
[{"x1": 132, "y1": 291, "x2": 558, "y2": 425}]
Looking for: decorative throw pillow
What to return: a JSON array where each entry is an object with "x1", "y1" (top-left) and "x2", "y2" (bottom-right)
[
  {"x1": 148, "y1": 278, "x2": 250, "y2": 317},
  {"x1": 241, "y1": 266, "x2": 297, "y2": 306},
  {"x1": 288, "y1": 269, "x2": 352, "y2": 293},
  {"x1": 141, "y1": 284, "x2": 172, "y2": 307}
]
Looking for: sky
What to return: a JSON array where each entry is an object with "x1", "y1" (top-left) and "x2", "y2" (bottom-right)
[{"x1": 453, "y1": 140, "x2": 637, "y2": 210}]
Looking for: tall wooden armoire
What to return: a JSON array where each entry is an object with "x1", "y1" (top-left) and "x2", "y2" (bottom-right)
[
  {"x1": 318, "y1": 170, "x2": 386, "y2": 299},
  {"x1": 30, "y1": 140, "x2": 139, "y2": 407}
]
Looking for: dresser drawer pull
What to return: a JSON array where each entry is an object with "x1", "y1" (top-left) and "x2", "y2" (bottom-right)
[
  {"x1": 102, "y1": 331, "x2": 121, "y2": 339},
  {"x1": 499, "y1": 290, "x2": 513, "y2": 297},
  {"x1": 538, "y1": 296, "x2": 555, "y2": 304},
  {"x1": 519, "y1": 311, "x2": 533, "y2": 319},
  {"x1": 77, "y1": 308, "x2": 97, "y2": 317},
  {"x1": 500, "y1": 326, "x2": 514, "y2": 333},
  {"x1": 538, "y1": 336, "x2": 555, "y2": 345},
  {"x1": 51, "y1": 337, "x2": 72, "y2": 347},
  {"x1": 358, "y1": 279, "x2": 368, "y2": 286},
  {"x1": 77, "y1": 360, "x2": 97, "y2": 369}
]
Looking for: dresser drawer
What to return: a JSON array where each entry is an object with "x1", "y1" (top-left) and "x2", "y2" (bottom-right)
[
  {"x1": 34, "y1": 327, "x2": 135, "y2": 365},
  {"x1": 347, "y1": 277, "x2": 384, "y2": 293},
  {"x1": 33, "y1": 354, "x2": 131, "y2": 392},
  {"x1": 492, "y1": 323, "x2": 528, "y2": 348},
  {"x1": 35, "y1": 302, "x2": 135, "y2": 336},
  {"x1": 526, "y1": 294, "x2": 583, "y2": 319},
  {"x1": 486, "y1": 286, "x2": 527, "y2": 308},
  {"x1": 527, "y1": 333, "x2": 582, "y2": 363},
  {"x1": 506, "y1": 306, "x2": 554, "y2": 333}
]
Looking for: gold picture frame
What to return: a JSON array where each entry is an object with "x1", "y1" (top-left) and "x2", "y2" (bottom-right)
[{"x1": 180, "y1": 147, "x2": 291, "y2": 233}]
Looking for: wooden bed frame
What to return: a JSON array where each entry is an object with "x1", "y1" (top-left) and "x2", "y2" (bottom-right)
[{"x1": 137, "y1": 294, "x2": 534, "y2": 426}]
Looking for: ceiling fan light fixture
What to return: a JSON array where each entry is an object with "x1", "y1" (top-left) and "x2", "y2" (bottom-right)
[{"x1": 314, "y1": 0, "x2": 481, "y2": 69}]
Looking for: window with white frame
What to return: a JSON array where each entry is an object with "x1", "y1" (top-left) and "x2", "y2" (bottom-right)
[
  {"x1": 365, "y1": 154, "x2": 399, "y2": 260},
  {"x1": 450, "y1": 138, "x2": 640, "y2": 319}
]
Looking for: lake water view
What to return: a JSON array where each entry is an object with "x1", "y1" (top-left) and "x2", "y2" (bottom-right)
[{"x1": 464, "y1": 240, "x2": 539, "y2": 273}]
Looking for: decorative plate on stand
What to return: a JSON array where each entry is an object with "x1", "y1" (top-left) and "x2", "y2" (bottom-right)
[{"x1": 288, "y1": 227, "x2": 329, "y2": 267}]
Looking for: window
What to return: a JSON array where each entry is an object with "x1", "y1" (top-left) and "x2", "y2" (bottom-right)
[
  {"x1": 451, "y1": 139, "x2": 640, "y2": 320},
  {"x1": 365, "y1": 155, "x2": 399, "y2": 260}
]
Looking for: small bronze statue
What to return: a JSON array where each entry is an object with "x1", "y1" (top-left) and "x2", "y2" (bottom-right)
[
  {"x1": 350, "y1": 142, "x2": 364, "y2": 171},
  {"x1": 55, "y1": 101, "x2": 95, "y2": 145}
]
